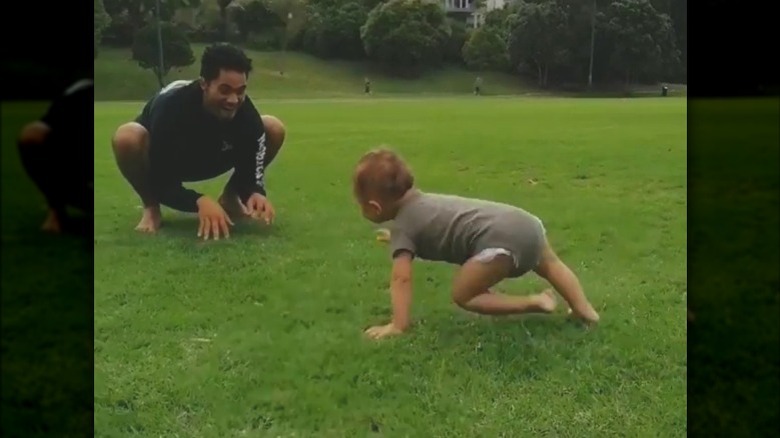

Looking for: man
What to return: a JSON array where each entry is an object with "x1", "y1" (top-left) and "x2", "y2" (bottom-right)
[
  {"x1": 111, "y1": 43, "x2": 287, "y2": 240},
  {"x1": 17, "y1": 79, "x2": 93, "y2": 234}
]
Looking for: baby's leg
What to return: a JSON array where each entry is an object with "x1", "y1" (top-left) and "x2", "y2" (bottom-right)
[
  {"x1": 452, "y1": 252, "x2": 557, "y2": 315},
  {"x1": 533, "y1": 239, "x2": 600, "y2": 324}
]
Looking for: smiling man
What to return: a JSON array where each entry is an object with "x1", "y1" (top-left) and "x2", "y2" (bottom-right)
[{"x1": 111, "y1": 43, "x2": 286, "y2": 240}]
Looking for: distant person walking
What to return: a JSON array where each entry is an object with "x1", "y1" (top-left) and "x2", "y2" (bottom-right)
[
  {"x1": 364, "y1": 77, "x2": 372, "y2": 95},
  {"x1": 474, "y1": 76, "x2": 483, "y2": 95}
]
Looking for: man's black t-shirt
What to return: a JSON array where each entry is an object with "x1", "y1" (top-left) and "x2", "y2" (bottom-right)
[
  {"x1": 40, "y1": 79, "x2": 94, "y2": 194},
  {"x1": 136, "y1": 80, "x2": 268, "y2": 212}
]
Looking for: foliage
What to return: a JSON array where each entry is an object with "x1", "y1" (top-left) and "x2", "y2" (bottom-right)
[
  {"x1": 462, "y1": 25, "x2": 508, "y2": 71},
  {"x1": 232, "y1": 0, "x2": 285, "y2": 42},
  {"x1": 264, "y1": 0, "x2": 309, "y2": 49},
  {"x1": 506, "y1": 0, "x2": 570, "y2": 87},
  {"x1": 603, "y1": 0, "x2": 679, "y2": 85},
  {"x1": 361, "y1": 0, "x2": 451, "y2": 77},
  {"x1": 303, "y1": 0, "x2": 369, "y2": 60},
  {"x1": 97, "y1": 0, "x2": 687, "y2": 88},
  {"x1": 95, "y1": 0, "x2": 113, "y2": 53},
  {"x1": 102, "y1": 0, "x2": 201, "y2": 45},
  {"x1": 131, "y1": 21, "x2": 196, "y2": 87},
  {"x1": 443, "y1": 18, "x2": 469, "y2": 65}
]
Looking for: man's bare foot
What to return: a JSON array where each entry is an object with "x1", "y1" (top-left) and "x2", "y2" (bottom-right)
[
  {"x1": 135, "y1": 206, "x2": 162, "y2": 233},
  {"x1": 41, "y1": 210, "x2": 62, "y2": 233},
  {"x1": 532, "y1": 289, "x2": 558, "y2": 313}
]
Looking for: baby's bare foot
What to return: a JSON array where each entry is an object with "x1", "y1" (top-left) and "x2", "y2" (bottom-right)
[{"x1": 534, "y1": 289, "x2": 558, "y2": 313}]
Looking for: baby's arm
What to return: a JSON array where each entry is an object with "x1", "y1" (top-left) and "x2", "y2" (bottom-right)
[
  {"x1": 365, "y1": 250, "x2": 414, "y2": 339},
  {"x1": 389, "y1": 251, "x2": 414, "y2": 330},
  {"x1": 365, "y1": 226, "x2": 417, "y2": 339}
]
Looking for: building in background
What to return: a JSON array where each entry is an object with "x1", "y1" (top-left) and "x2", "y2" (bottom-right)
[{"x1": 442, "y1": 0, "x2": 512, "y2": 28}]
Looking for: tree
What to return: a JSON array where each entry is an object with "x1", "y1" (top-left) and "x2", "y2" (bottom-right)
[
  {"x1": 131, "y1": 21, "x2": 195, "y2": 88},
  {"x1": 232, "y1": 0, "x2": 284, "y2": 41},
  {"x1": 603, "y1": 0, "x2": 679, "y2": 86},
  {"x1": 482, "y1": 1, "x2": 515, "y2": 33},
  {"x1": 95, "y1": 0, "x2": 112, "y2": 54},
  {"x1": 462, "y1": 25, "x2": 508, "y2": 71},
  {"x1": 264, "y1": 0, "x2": 309, "y2": 71},
  {"x1": 264, "y1": 0, "x2": 309, "y2": 39},
  {"x1": 102, "y1": 0, "x2": 201, "y2": 46},
  {"x1": 103, "y1": 0, "x2": 201, "y2": 23},
  {"x1": 546, "y1": 0, "x2": 607, "y2": 88},
  {"x1": 360, "y1": 0, "x2": 451, "y2": 77},
  {"x1": 217, "y1": 0, "x2": 235, "y2": 41},
  {"x1": 443, "y1": 18, "x2": 469, "y2": 65},
  {"x1": 666, "y1": 0, "x2": 685, "y2": 82},
  {"x1": 303, "y1": 0, "x2": 369, "y2": 59},
  {"x1": 506, "y1": 0, "x2": 570, "y2": 87}
]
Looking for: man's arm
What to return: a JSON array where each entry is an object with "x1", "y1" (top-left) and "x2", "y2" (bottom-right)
[
  {"x1": 229, "y1": 97, "x2": 267, "y2": 203},
  {"x1": 147, "y1": 98, "x2": 204, "y2": 213},
  {"x1": 389, "y1": 250, "x2": 414, "y2": 331}
]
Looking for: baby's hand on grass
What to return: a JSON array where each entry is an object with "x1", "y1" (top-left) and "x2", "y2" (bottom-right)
[{"x1": 365, "y1": 323, "x2": 404, "y2": 339}]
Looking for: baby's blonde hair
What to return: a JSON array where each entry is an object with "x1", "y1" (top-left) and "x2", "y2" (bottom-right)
[{"x1": 353, "y1": 148, "x2": 414, "y2": 202}]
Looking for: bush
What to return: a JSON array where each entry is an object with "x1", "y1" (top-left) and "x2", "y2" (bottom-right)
[
  {"x1": 462, "y1": 25, "x2": 509, "y2": 71},
  {"x1": 361, "y1": 0, "x2": 451, "y2": 77},
  {"x1": 132, "y1": 21, "x2": 196, "y2": 87}
]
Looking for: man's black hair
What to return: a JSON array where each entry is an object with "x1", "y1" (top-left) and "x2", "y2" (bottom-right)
[{"x1": 200, "y1": 43, "x2": 253, "y2": 82}]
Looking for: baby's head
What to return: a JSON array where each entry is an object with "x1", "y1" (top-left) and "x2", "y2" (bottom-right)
[{"x1": 353, "y1": 148, "x2": 415, "y2": 223}]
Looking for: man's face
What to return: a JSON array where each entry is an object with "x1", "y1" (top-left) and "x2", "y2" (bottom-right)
[{"x1": 200, "y1": 69, "x2": 248, "y2": 120}]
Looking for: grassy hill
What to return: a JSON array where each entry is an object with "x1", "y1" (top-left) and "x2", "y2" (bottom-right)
[{"x1": 94, "y1": 44, "x2": 540, "y2": 101}]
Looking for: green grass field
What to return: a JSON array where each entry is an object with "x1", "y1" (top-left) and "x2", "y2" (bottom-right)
[
  {"x1": 686, "y1": 98, "x2": 780, "y2": 435},
  {"x1": 94, "y1": 45, "x2": 686, "y2": 102},
  {"x1": 93, "y1": 96, "x2": 688, "y2": 436},
  {"x1": 95, "y1": 45, "x2": 540, "y2": 101},
  {"x1": 1, "y1": 102, "x2": 93, "y2": 435}
]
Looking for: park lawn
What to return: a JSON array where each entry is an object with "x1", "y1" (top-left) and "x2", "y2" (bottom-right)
[
  {"x1": 94, "y1": 45, "x2": 538, "y2": 101},
  {"x1": 1, "y1": 102, "x2": 93, "y2": 435},
  {"x1": 94, "y1": 97, "x2": 687, "y2": 436},
  {"x1": 686, "y1": 98, "x2": 780, "y2": 435}
]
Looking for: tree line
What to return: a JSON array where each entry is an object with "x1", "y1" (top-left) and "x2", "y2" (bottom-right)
[{"x1": 95, "y1": 0, "x2": 686, "y2": 89}]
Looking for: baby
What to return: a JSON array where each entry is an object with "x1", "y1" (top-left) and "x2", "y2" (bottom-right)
[{"x1": 352, "y1": 148, "x2": 600, "y2": 339}]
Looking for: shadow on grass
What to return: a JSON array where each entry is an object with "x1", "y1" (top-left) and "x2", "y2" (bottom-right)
[
  {"x1": 410, "y1": 311, "x2": 592, "y2": 360},
  {"x1": 154, "y1": 215, "x2": 281, "y2": 241}
]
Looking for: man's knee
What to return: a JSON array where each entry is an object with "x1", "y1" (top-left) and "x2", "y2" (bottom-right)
[
  {"x1": 112, "y1": 122, "x2": 148, "y2": 157},
  {"x1": 261, "y1": 115, "x2": 286, "y2": 148},
  {"x1": 18, "y1": 121, "x2": 51, "y2": 149}
]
